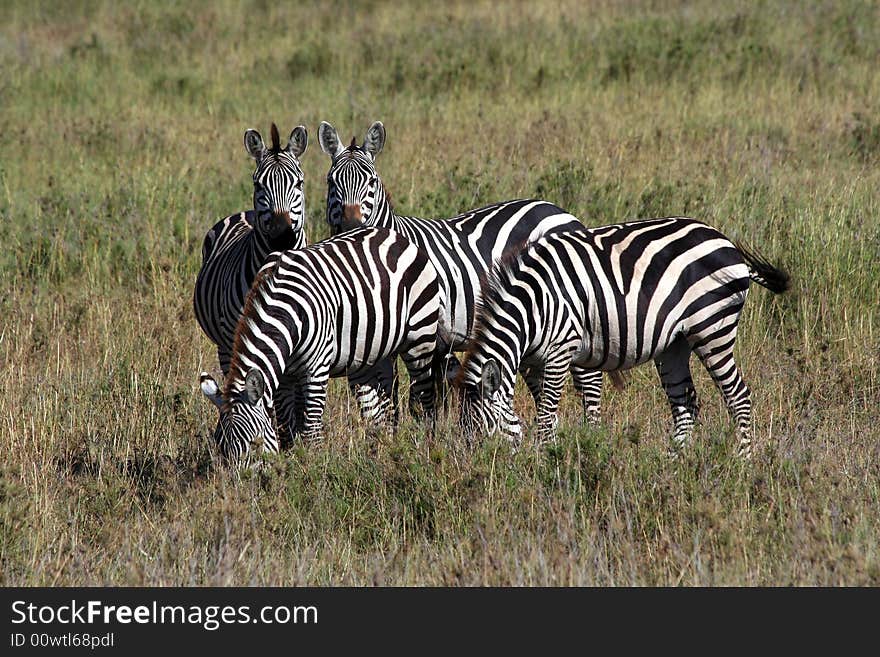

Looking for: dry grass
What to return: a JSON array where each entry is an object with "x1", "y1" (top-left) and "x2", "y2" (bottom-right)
[{"x1": 1, "y1": 0, "x2": 878, "y2": 585}]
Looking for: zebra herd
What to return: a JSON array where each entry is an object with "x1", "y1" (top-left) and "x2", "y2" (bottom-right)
[{"x1": 194, "y1": 121, "x2": 789, "y2": 465}]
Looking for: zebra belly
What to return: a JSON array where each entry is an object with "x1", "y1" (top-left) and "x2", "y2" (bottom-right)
[
  {"x1": 572, "y1": 337, "x2": 671, "y2": 371},
  {"x1": 571, "y1": 306, "x2": 681, "y2": 371},
  {"x1": 327, "y1": 329, "x2": 408, "y2": 379},
  {"x1": 280, "y1": 347, "x2": 397, "y2": 382}
]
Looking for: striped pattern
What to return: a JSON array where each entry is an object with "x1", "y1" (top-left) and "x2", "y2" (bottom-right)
[
  {"x1": 201, "y1": 227, "x2": 441, "y2": 463},
  {"x1": 458, "y1": 217, "x2": 790, "y2": 457},
  {"x1": 319, "y1": 121, "x2": 604, "y2": 419}
]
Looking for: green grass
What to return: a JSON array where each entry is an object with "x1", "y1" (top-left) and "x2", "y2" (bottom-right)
[{"x1": 1, "y1": 0, "x2": 878, "y2": 585}]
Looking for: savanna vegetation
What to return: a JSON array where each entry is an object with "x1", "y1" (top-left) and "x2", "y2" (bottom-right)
[{"x1": 1, "y1": 0, "x2": 878, "y2": 585}]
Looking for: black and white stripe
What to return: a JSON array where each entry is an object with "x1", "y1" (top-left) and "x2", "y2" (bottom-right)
[
  {"x1": 318, "y1": 121, "x2": 605, "y2": 419},
  {"x1": 200, "y1": 226, "x2": 441, "y2": 464},
  {"x1": 457, "y1": 217, "x2": 790, "y2": 457},
  {"x1": 194, "y1": 124, "x2": 308, "y2": 374}
]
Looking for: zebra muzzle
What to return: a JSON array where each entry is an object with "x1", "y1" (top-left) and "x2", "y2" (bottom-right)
[
  {"x1": 262, "y1": 212, "x2": 292, "y2": 238},
  {"x1": 340, "y1": 204, "x2": 364, "y2": 231},
  {"x1": 343, "y1": 203, "x2": 362, "y2": 220}
]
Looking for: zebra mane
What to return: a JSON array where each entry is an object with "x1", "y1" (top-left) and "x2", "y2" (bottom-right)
[
  {"x1": 457, "y1": 238, "x2": 531, "y2": 386},
  {"x1": 382, "y1": 179, "x2": 393, "y2": 210},
  {"x1": 269, "y1": 123, "x2": 281, "y2": 153},
  {"x1": 224, "y1": 257, "x2": 281, "y2": 400}
]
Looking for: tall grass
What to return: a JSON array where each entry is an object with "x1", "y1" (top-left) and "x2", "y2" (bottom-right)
[{"x1": 1, "y1": 0, "x2": 878, "y2": 585}]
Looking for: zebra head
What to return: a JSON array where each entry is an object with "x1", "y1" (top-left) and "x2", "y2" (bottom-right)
[
  {"x1": 318, "y1": 120, "x2": 386, "y2": 235},
  {"x1": 200, "y1": 369, "x2": 280, "y2": 465},
  {"x1": 243, "y1": 124, "x2": 308, "y2": 244},
  {"x1": 457, "y1": 358, "x2": 523, "y2": 445}
]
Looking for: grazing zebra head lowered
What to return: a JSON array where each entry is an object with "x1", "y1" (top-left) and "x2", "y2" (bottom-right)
[
  {"x1": 318, "y1": 120, "x2": 387, "y2": 235},
  {"x1": 200, "y1": 227, "x2": 442, "y2": 464},
  {"x1": 457, "y1": 218, "x2": 790, "y2": 457},
  {"x1": 456, "y1": 356, "x2": 523, "y2": 444},
  {"x1": 244, "y1": 123, "x2": 308, "y2": 241},
  {"x1": 200, "y1": 368, "x2": 279, "y2": 465}
]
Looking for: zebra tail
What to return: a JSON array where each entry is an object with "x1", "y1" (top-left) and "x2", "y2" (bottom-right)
[{"x1": 735, "y1": 241, "x2": 791, "y2": 294}]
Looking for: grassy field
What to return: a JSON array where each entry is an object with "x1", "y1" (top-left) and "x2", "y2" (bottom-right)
[{"x1": 1, "y1": 0, "x2": 878, "y2": 585}]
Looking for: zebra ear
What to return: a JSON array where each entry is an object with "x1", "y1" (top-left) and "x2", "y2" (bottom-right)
[
  {"x1": 480, "y1": 359, "x2": 502, "y2": 398},
  {"x1": 318, "y1": 121, "x2": 343, "y2": 158},
  {"x1": 287, "y1": 125, "x2": 308, "y2": 157},
  {"x1": 199, "y1": 372, "x2": 224, "y2": 409},
  {"x1": 363, "y1": 121, "x2": 385, "y2": 159},
  {"x1": 244, "y1": 368, "x2": 265, "y2": 404},
  {"x1": 244, "y1": 129, "x2": 265, "y2": 160}
]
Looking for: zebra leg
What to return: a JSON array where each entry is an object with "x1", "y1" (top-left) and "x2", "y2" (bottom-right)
[
  {"x1": 654, "y1": 336, "x2": 700, "y2": 454},
  {"x1": 274, "y1": 377, "x2": 303, "y2": 447},
  {"x1": 399, "y1": 340, "x2": 437, "y2": 433},
  {"x1": 691, "y1": 330, "x2": 753, "y2": 459},
  {"x1": 522, "y1": 366, "x2": 544, "y2": 412},
  {"x1": 570, "y1": 365, "x2": 603, "y2": 424},
  {"x1": 299, "y1": 370, "x2": 330, "y2": 444},
  {"x1": 348, "y1": 358, "x2": 399, "y2": 430},
  {"x1": 531, "y1": 356, "x2": 570, "y2": 445}
]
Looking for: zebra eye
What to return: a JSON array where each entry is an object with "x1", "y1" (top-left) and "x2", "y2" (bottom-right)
[{"x1": 295, "y1": 179, "x2": 303, "y2": 190}]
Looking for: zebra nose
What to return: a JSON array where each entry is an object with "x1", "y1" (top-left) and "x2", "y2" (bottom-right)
[
  {"x1": 343, "y1": 204, "x2": 362, "y2": 221},
  {"x1": 262, "y1": 211, "x2": 292, "y2": 238}
]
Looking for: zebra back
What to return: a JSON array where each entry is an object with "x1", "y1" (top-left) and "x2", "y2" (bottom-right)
[{"x1": 318, "y1": 121, "x2": 584, "y2": 346}]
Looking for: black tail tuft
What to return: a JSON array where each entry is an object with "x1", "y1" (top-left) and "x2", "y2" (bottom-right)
[{"x1": 735, "y1": 241, "x2": 791, "y2": 294}]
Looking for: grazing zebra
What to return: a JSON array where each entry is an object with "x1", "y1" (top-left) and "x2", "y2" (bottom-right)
[
  {"x1": 194, "y1": 123, "x2": 308, "y2": 375},
  {"x1": 317, "y1": 120, "x2": 605, "y2": 419},
  {"x1": 200, "y1": 226, "x2": 441, "y2": 464},
  {"x1": 456, "y1": 217, "x2": 790, "y2": 458}
]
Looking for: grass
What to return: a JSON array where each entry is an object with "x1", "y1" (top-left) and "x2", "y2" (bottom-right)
[{"x1": 1, "y1": 0, "x2": 878, "y2": 585}]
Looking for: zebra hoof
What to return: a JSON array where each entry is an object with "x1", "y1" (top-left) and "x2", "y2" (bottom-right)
[
  {"x1": 735, "y1": 441, "x2": 753, "y2": 460},
  {"x1": 300, "y1": 432, "x2": 325, "y2": 446},
  {"x1": 667, "y1": 437, "x2": 688, "y2": 460},
  {"x1": 506, "y1": 435, "x2": 525, "y2": 454}
]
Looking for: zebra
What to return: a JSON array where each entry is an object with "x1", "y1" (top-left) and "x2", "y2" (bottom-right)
[
  {"x1": 317, "y1": 120, "x2": 605, "y2": 420},
  {"x1": 199, "y1": 226, "x2": 441, "y2": 464},
  {"x1": 194, "y1": 123, "x2": 394, "y2": 436},
  {"x1": 194, "y1": 123, "x2": 308, "y2": 376},
  {"x1": 455, "y1": 217, "x2": 790, "y2": 458}
]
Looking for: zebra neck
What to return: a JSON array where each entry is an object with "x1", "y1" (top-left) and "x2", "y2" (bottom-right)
[
  {"x1": 224, "y1": 361, "x2": 277, "y2": 404},
  {"x1": 463, "y1": 347, "x2": 520, "y2": 400},
  {"x1": 250, "y1": 226, "x2": 306, "y2": 270},
  {"x1": 225, "y1": 276, "x2": 303, "y2": 405},
  {"x1": 363, "y1": 186, "x2": 400, "y2": 230},
  {"x1": 466, "y1": 291, "x2": 532, "y2": 395}
]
